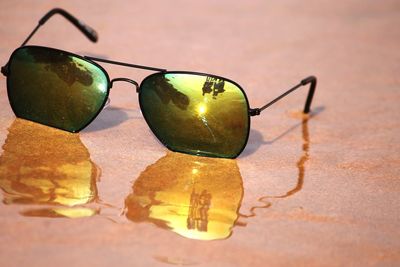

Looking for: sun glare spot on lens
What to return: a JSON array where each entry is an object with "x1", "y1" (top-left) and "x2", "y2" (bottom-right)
[
  {"x1": 97, "y1": 83, "x2": 107, "y2": 94},
  {"x1": 197, "y1": 104, "x2": 207, "y2": 115}
]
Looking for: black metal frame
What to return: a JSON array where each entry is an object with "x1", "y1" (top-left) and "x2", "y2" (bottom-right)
[
  {"x1": 138, "y1": 71, "x2": 252, "y2": 158},
  {"x1": 1, "y1": 8, "x2": 318, "y2": 158},
  {"x1": 5, "y1": 45, "x2": 112, "y2": 133}
]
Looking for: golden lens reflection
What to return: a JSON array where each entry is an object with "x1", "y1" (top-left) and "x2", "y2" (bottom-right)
[
  {"x1": 140, "y1": 73, "x2": 249, "y2": 158},
  {"x1": 0, "y1": 119, "x2": 99, "y2": 218},
  {"x1": 9, "y1": 47, "x2": 109, "y2": 132},
  {"x1": 125, "y1": 152, "x2": 244, "y2": 241}
]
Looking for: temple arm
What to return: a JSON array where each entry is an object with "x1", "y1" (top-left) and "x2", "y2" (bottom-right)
[
  {"x1": 20, "y1": 8, "x2": 98, "y2": 47},
  {"x1": 1, "y1": 8, "x2": 98, "y2": 76},
  {"x1": 249, "y1": 76, "x2": 317, "y2": 116}
]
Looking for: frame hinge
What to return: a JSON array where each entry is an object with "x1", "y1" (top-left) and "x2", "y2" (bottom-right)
[
  {"x1": 249, "y1": 108, "x2": 261, "y2": 116},
  {"x1": 1, "y1": 64, "x2": 8, "y2": 76}
]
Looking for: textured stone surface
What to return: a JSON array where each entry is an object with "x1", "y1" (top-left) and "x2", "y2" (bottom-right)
[{"x1": 0, "y1": 1, "x2": 399, "y2": 266}]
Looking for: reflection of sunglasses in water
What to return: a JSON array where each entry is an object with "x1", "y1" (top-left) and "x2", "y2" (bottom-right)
[
  {"x1": 125, "y1": 152, "x2": 243, "y2": 240},
  {"x1": 1, "y1": 8, "x2": 317, "y2": 158},
  {"x1": 0, "y1": 119, "x2": 99, "y2": 218}
]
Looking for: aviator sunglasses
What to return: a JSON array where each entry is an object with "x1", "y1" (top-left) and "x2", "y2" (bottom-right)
[{"x1": 1, "y1": 8, "x2": 317, "y2": 159}]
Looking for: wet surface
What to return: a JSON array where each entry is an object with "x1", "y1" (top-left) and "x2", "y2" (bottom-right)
[
  {"x1": 1, "y1": 1, "x2": 400, "y2": 266},
  {"x1": 124, "y1": 152, "x2": 243, "y2": 241},
  {"x1": 0, "y1": 117, "x2": 308, "y2": 238},
  {"x1": 0, "y1": 119, "x2": 99, "y2": 218}
]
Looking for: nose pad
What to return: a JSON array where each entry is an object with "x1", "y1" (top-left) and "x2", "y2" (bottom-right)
[
  {"x1": 101, "y1": 97, "x2": 111, "y2": 112},
  {"x1": 104, "y1": 97, "x2": 111, "y2": 108},
  {"x1": 110, "y1": 78, "x2": 139, "y2": 92}
]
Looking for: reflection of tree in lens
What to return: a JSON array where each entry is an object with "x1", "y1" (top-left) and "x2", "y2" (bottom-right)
[
  {"x1": 0, "y1": 119, "x2": 99, "y2": 218},
  {"x1": 124, "y1": 152, "x2": 243, "y2": 240},
  {"x1": 150, "y1": 75, "x2": 190, "y2": 110},
  {"x1": 202, "y1": 76, "x2": 225, "y2": 98},
  {"x1": 28, "y1": 48, "x2": 93, "y2": 86}
]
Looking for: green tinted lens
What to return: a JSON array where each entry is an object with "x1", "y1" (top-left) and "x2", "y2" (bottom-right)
[
  {"x1": 139, "y1": 72, "x2": 250, "y2": 158},
  {"x1": 7, "y1": 46, "x2": 109, "y2": 132}
]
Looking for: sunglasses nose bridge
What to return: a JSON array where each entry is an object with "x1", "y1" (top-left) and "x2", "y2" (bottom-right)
[{"x1": 110, "y1": 78, "x2": 139, "y2": 93}]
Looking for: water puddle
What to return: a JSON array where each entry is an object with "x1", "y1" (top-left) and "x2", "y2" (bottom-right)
[
  {"x1": 125, "y1": 116, "x2": 310, "y2": 240},
  {"x1": 0, "y1": 114, "x2": 311, "y2": 241},
  {"x1": 124, "y1": 152, "x2": 243, "y2": 241},
  {"x1": 239, "y1": 115, "x2": 309, "y2": 220},
  {"x1": 0, "y1": 119, "x2": 100, "y2": 218}
]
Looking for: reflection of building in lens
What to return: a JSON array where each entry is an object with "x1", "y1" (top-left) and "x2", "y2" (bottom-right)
[
  {"x1": 0, "y1": 119, "x2": 99, "y2": 218},
  {"x1": 27, "y1": 47, "x2": 93, "y2": 86},
  {"x1": 151, "y1": 75, "x2": 189, "y2": 110},
  {"x1": 124, "y1": 152, "x2": 243, "y2": 240},
  {"x1": 202, "y1": 76, "x2": 225, "y2": 98}
]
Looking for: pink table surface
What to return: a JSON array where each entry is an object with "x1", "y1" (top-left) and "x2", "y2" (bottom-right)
[{"x1": 0, "y1": 1, "x2": 399, "y2": 266}]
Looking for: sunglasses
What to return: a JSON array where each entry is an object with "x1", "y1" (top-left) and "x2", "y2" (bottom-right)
[{"x1": 1, "y1": 8, "x2": 317, "y2": 159}]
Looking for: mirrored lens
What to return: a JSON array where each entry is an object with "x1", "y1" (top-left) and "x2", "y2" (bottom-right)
[
  {"x1": 7, "y1": 46, "x2": 109, "y2": 132},
  {"x1": 139, "y1": 72, "x2": 250, "y2": 158}
]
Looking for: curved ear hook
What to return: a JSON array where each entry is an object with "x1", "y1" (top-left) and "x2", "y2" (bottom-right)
[
  {"x1": 249, "y1": 76, "x2": 317, "y2": 116},
  {"x1": 2, "y1": 8, "x2": 98, "y2": 77},
  {"x1": 110, "y1": 78, "x2": 140, "y2": 92},
  {"x1": 21, "y1": 8, "x2": 98, "y2": 47}
]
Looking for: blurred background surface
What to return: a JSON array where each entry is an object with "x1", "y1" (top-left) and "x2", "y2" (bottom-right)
[{"x1": 0, "y1": 1, "x2": 399, "y2": 266}]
